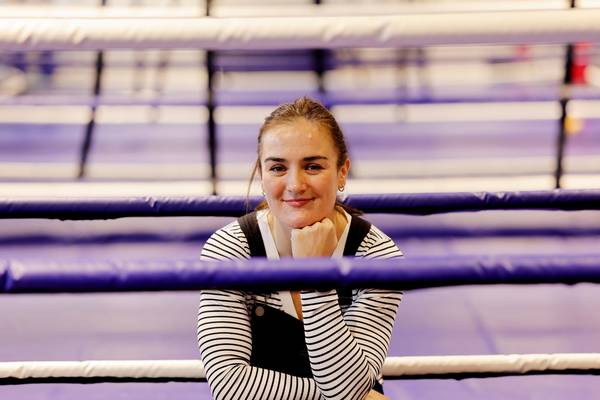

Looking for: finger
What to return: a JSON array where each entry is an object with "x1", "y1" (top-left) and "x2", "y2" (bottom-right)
[{"x1": 320, "y1": 217, "x2": 333, "y2": 228}]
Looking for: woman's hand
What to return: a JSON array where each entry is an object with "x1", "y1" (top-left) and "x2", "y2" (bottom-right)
[
  {"x1": 364, "y1": 390, "x2": 391, "y2": 400},
  {"x1": 291, "y1": 218, "x2": 337, "y2": 258}
]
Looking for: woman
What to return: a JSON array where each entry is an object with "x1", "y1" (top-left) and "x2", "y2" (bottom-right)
[{"x1": 197, "y1": 97, "x2": 402, "y2": 400}]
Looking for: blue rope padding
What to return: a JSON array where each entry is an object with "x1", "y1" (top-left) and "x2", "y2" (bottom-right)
[
  {"x1": 1, "y1": 189, "x2": 599, "y2": 220},
  {"x1": 2, "y1": 255, "x2": 600, "y2": 293},
  {"x1": 2, "y1": 225, "x2": 600, "y2": 246},
  {"x1": 3, "y1": 86, "x2": 600, "y2": 107}
]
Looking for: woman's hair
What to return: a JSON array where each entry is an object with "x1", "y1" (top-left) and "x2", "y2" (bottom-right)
[{"x1": 246, "y1": 96, "x2": 361, "y2": 216}]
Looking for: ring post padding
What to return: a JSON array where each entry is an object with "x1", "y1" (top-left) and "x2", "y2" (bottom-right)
[
  {"x1": 3, "y1": 254, "x2": 600, "y2": 293},
  {"x1": 1, "y1": 189, "x2": 600, "y2": 220},
  {"x1": 0, "y1": 261, "x2": 7, "y2": 293},
  {"x1": 1, "y1": 9, "x2": 600, "y2": 51},
  {"x1": 2, "y1": 354, "x2": 600, "y2": 384}
]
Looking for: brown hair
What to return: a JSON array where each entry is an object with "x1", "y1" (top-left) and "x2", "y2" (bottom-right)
[{"x1": 246, "y1": 96, "x2": 361, "y2": 216}]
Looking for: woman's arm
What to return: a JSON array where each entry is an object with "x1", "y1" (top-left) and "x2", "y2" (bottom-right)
[
  {"x1": 198, "y1": 223, "x2": 323, "y2": 400},
  {"x1": 198, "y1": 289, "x2": 322, "y2": 400},
  {"x1": 301, "y1": 228, "x2": 403, "y2": 400}
]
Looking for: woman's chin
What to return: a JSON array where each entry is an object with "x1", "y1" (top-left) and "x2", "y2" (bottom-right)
[{"x1": 284, "y1": 214, "x2": 322, "y2": 229}]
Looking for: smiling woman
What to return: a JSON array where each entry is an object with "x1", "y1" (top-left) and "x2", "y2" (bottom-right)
[
  {"x1": 261, "y1": 117, "x2": 347, "y2": 230},
  {"x1": 197, "y1": 97, "x2": 403, "y2": 400}
]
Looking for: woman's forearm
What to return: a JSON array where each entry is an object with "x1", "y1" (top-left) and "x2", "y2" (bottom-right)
[
  {"x1": 301, "y1": 289, "x2": 400, "y2": 400},
  {"x1": 198, "y1": 289, "x2": 322, "y2": 400},
  {"x1": 203, "y1": 362, "x2": 322, "y2": 400},
  {"x1": 302, "y1": 290, "x2": 372, "y2": 400}
]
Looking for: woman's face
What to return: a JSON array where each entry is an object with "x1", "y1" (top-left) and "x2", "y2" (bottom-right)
[{"x1": 260, "y1": 118, "x2": 349, "y2": 229}]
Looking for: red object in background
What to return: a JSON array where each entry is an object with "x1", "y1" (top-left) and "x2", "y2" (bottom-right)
[
  {"x1": 571, "y1": 42, "x2": 592, "y2": 85},
  {"x1": 515, "y1": 44, "x2": 530, "y2": 60}
]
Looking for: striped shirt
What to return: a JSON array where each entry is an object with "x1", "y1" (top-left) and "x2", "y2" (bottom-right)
[{"x1": 197, "y1": 213, "x2": 403, "y2": 400}]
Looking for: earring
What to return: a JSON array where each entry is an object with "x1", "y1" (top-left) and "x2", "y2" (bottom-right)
[{"x1": 338, "y1": 185, "x2": 345, "y2": 192}]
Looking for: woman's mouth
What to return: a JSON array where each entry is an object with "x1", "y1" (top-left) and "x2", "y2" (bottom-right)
[{"x1": 283, "y1": 198, "x2": 313, "y2": 207}]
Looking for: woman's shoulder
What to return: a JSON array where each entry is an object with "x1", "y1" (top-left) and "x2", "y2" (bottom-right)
[
  {"x1": 200, "y1": 219, "x2": 251, "y2": 260},
  {"x1": 355, "y1": 221, "x2": 403, "y2": 259}
]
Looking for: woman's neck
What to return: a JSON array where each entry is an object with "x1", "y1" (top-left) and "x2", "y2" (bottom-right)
[{"x1": 267, "y1": 207, "x2": 348, "y2": 258}]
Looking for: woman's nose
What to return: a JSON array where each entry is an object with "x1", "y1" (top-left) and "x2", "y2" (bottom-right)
[{"x1": 286, "y1": 170, "x2": 306, "y2": 192}]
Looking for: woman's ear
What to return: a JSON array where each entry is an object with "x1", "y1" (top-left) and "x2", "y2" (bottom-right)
[{"x1": 338, "y1": 158, "x2": 350, "y2": 187}]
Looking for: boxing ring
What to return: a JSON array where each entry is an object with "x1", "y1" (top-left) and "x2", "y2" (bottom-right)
[
  {"x1": 1, "y1": 3, "x2": 600, "y2": 192},
  {"x1": 1, "y1": 190, "x2": 600, "y2": 399}
]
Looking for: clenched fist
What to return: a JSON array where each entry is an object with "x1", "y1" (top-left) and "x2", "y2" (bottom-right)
[{"x1": 291, "y1": 218, "x2": 337, "y2": 258}]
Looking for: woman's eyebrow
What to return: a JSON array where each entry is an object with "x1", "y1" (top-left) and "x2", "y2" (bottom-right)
[
  {"x1": 303, "y1": 156, "x2": 328, "y2": 162},
  {"x1": 264, "y1": 157, "x2": 286, "y2": 163},
  {"x1": 264, "y1": 156, "x2": 328, "y2": 163}
]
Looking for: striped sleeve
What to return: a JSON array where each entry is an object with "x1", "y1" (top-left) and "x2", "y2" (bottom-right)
[
  {"x1": 301, "y1": 225, "x2": 403, "y2": 400},
  {"x1": 197, "y1": 221, "x2": 322, "y2": 400},
  {"x1": 199, "y1": 221, "x2": 250, "y2": 261}
]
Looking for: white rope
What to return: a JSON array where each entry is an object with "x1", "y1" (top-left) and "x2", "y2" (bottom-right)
[
  {"x1": 0, "y1": 6, "x2": 205, "y2": 18},
  {"x1": 0, "y1": 1, "x2": 576, "y2": 18},
  {"x1": 0, "y1": 360, "x2": 202, "y2": 380},
  {"x1": 382, "y1": 353, "x2": 600, "y2": 377},
  {"x1": 1, "y1": 9, "x2": 600, "y2": 51},
  {"x1": 1, "y1": 354, "x2": 599, "y2": 381}
]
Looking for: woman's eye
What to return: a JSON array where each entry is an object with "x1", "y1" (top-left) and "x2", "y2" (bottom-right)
[
  {"x1": 306, "y1": 164, "x2": 323, "y2": 171},
  {"x1": 269, "y1": 165, "x2": 286, "y2": 173}
]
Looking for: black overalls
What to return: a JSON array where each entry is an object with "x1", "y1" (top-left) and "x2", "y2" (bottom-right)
[{"x1": 238, "y1": 211, "x2": 385, "y2": 394}]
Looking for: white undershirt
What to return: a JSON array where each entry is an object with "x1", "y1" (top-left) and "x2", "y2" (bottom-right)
[{"x1": 256, "y1": 208, "x2": 351, "y2": 319}]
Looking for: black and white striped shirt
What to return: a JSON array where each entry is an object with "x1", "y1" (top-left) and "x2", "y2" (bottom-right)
[{"x1": 197, "y1": 213, "x2": 403, "y2": 400}]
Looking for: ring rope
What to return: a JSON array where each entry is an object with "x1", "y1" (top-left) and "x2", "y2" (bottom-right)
[
  {"x1": 2, "y1": 354, "x2": 599, "y2": 384},
  {"x1": 1, "y1": 10, "x2": 600, "y2": 51},
  {"x1": 0, "y1": 2, "x2": 578, "y2": 19},
  {"x1": 2, "y1": 254, "x2": 600, "y2": 293},
  {"x1": 1, "y1": 89, "x2": 599, "y2": 107},
  {"x1": 1, "y1": 189, "x2": 599, "y2": 220}
]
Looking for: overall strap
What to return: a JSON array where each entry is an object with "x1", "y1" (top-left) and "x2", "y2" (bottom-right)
[
  {"x1": 343, "y1": 215, "x2": 372, "y2": 256},
  {"x1": 238, "y1": 212, "x2": 267, "y2": 257},
  {"x1": 339, "y1": 215, "x2": 372, "y2": 308}
]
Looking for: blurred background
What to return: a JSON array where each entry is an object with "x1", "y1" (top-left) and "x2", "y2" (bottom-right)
[
  {"x1": 1, "y1": 1, "x2": 600, "y2": 399},
  {"x1": 1, "y1": 0, "x2": 600, "y2": 196}
]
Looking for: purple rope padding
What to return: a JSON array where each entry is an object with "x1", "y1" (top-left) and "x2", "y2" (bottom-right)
[
  {"x1": 1, "y1": 190, "x2": 599, "y2": 220},
  {"x1": 1, "y1": 255, "x2": 600, "y2": 293},
  {"x1": 2, "y1": 87, "x2": 600, "y2": 107},
  {"x1": 2, "y1": 225, "x2": 600, "y2": 246}
]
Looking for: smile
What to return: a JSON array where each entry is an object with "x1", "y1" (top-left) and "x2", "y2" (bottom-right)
[{"x1": 283, "y1": 198, "x2": 314, "y2": 207}]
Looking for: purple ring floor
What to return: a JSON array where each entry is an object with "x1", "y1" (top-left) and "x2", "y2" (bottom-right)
[
  {"x1": 1, "y1": 283, "x2": 599, "y2": 399},
  {"x1": 1, "y1": 120, "x2": 600, "y2": 170}
]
